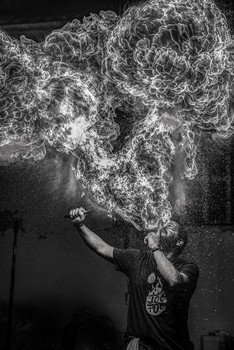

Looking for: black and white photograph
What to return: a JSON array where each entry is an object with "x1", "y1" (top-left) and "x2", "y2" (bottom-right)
[{"x1": 0, "y1": 0, "x2": 234, "y2": 349}]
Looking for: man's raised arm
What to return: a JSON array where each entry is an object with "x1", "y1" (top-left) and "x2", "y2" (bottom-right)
[
  {"x1": 70, "y1": 208, "x2": 114, "y2": 262},
  {"x1": 144, "y1": 231, "x2": 192, "y2": 287}
]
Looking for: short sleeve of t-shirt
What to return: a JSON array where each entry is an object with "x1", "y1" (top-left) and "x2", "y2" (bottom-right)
[
  {"x1": 113, "y1": 248, "x2": 140, "y2": 276},
  {"x1": 177, "y1": 261, "x2": 199, "y2": 292}
]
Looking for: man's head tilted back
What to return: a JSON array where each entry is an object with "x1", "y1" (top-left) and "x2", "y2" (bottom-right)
[{"x1": 160, "y1": 221, "x2": 188, "y2": 256}]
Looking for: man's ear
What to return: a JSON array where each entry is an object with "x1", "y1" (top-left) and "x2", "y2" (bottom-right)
[{"x1": 176, "y1": 239, "x2": 184, "y2": 247}]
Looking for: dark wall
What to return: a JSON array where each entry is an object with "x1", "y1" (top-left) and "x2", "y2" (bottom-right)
[
  {"x1": 0, "y1": 0, "x2": 120, "y2": 16},
  {"x1": 0, "y1": 155, "x2": 130, "y2": 343},
  {"x1": 186, "y1": 227, "x2": 234, "y2": 349}
]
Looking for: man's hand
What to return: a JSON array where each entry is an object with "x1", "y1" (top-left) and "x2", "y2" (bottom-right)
[
  {"x1": 144, "y1": 231, "x2": 160, "y2": 250},
  {"x1": 70, "y1": 207, "x2": 87, "y2": 227}
]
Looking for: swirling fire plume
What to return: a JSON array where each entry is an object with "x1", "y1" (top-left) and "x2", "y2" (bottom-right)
[{"x1": 0, "y1": 0, "x2": 234, "y2": 230}]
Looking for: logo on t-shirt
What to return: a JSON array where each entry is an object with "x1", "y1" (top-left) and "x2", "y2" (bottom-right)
[{"x1": 146, "y1": 273, "x2": 167, "y2": 316}]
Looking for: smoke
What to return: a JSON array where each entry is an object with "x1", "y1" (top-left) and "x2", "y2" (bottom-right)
[{"x1": 0, "y1": 0, "x2": 233, "y2": 230}]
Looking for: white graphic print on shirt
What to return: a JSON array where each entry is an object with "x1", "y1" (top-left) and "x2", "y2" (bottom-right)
[{"x1": 146, "y1": 273, "x2": 167, "y2": 316}]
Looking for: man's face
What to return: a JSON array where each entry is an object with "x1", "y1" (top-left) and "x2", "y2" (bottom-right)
[{"x1": 158, "y1": 223, "x2": 180, "y2": 253}]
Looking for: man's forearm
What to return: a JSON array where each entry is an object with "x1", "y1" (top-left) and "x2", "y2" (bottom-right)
[
  {"x1": 76, "y1": 224, "x2": 107, "y2": 253},
  {"x1": 153, "y1": 251, "x2": 182, "y2": 286}
]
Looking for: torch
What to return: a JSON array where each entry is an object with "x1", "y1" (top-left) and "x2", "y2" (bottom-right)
[{"x1": 64, "y1": 210, "x2": 92, "y2": 219}]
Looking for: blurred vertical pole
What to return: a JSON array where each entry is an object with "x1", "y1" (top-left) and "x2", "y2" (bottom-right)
[{"x1": 6, "y1": 219, "x2": 20, "y2": 350}]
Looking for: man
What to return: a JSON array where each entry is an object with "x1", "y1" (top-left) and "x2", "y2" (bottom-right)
[{"x1": 69, "y1": 208, "x2": 199, "y2": 350}]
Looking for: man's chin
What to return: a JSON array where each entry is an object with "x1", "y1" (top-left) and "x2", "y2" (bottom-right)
[{"x1": 160, "y1": 240, "x2": 176, "y2": 253}]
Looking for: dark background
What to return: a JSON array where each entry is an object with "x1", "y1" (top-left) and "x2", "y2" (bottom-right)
[{"x1": 0, "y1": 1, "x2": 234, "y2": 350}]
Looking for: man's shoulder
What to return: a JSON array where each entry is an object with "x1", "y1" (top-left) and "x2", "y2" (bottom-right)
[
  {"x1": 173, "y1": 257, "x2": 199, "y2": 273},
  {"x1": 172, "y1": 257, "x2": 199, "y2": 291}
]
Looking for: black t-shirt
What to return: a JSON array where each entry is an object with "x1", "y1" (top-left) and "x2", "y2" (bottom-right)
[{"x1": 113, "y1": 249, "x2": 199, "y2": 350}]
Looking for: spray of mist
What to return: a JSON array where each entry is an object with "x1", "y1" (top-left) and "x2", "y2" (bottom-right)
[{"x1": 0, "y1": 0, "x2": 233, "y2": 231}]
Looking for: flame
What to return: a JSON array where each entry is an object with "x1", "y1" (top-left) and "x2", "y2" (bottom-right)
[{"x1": 0, "y1": 1, "x2": 234, "y2": 231}]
